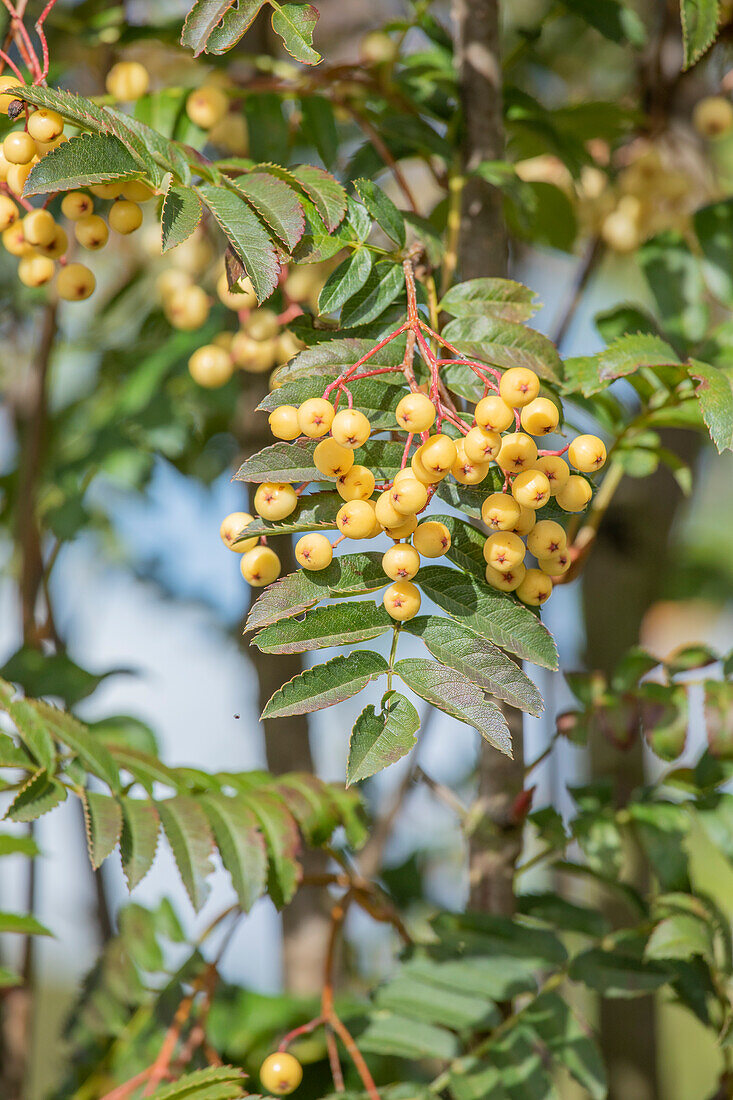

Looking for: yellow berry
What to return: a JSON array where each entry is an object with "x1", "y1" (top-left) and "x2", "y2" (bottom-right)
[
  {"x1": 276, "y1": 330, "x2": 303, "y2": 364},
  {"x1": 260, "y1": 1052, "x2": 303, "y2": 1096},
  {"x1": 475, "y1": 394, "x2": 515, "y2": 433},
  {"x1": 337, "y1": 499, "x2": 377, "y2": 539},
  {"x1": 217, "y1": 269, "x2": 257, "y2": 310},
  {"x1": 39, "y1": 224, "x2": 67, "y2": 260},
  {"x1": 420, "y1": 433, "x2": 457, "y2": 477},
  {"x1": 56, "y1": 262, "x2": 95, "y2": 300},
  {"x1": 18, "y1": 253, "x2": 54, "y2": 287},
  {"x1": 361, "y1": 30, "x2": 399, "y2": 63},
  {"x1": 108, "y1": 199, "x2": 142, "y2": 234},
  {"x1": 511, "y1": 505, "x2": 536, "y2": 537},
  {"x1": 384, "y1": 513, "x2": 417, "y2": 540},
  {"x1": 464, "y1": 426, "x2": 501, "y2": 464},
  {"x1": 2, "y1": 222, "x2": 29, "y2": 256},
  {"x1": 520, "y1": 397, "x2": 559, "y2": 436},
  {"x1": 157, "y1": 269, "x2": 192, "y2": 301},
  {"x1": 27, "y1": 109, "x2": 63, "y2": 143},
  {"x1": 220, "y1": 512, "x2": 258, "y2": 552},
  {"x1": 534, "y1": 455, "x2": 570, "y2": 495},
  {"x1": 0, "y1": 148, "x2": 11, "y2": 181},
  {"x1": 331, "y1": 408, "x2": 371, "y2": 448},
  {"x1": 295, "y1": 533, "x2": 333, "y2": 570},
  {"x1": 121, "y1": 180, "x2": 155, "y2": 202},
  {"x1": 74, "y1": 213, "x2": 108, "y2": 250},
  {"x1": 245, "y1": 307, "x2": 280, "y2": 342},
  {"x1": 511, "y1": 468, "x2": 551, "y2": 510},
  {"x1": 527, "y1": 520, "x2": 567, "y2": 558},
  {"x1": 188, "y1": 344, "x2": 233, "y2": 388},
  {"x1": 0, "y1": 75, "x2": 22, "y2": 115},
  {"x1": 241, "y1": 546, "x2": 281, "y2": 587},
  {"x1": 298, "y1": 398, "x2": 334, "y2": 438},
  {"x1": 61, "y1": 191, "x2": 94, "y2": 220},
  {"x1": 269, "y1": 405, "x2": 300, "y2": 441},
  {"x1": 410, "y1": 446, "x2": 442, "y2": 484},
  {"x1": 568, "y1": 434, "x2": 607, "y2": 473},
  {"x1": 314, "y1": 438, "x2": 354, "y2": 477},
  {"x1": 90, "y1": 182, "x2": 122, "y2": 199},
  {"x1": 3, "y1": 131, "x2": 35, "y2": 165},
  {"x1": 483, "y1": 531, "x2": 526, "y2": 573},
  {"x1": 254, "y1": 483, "x2": 298, "y2": 522},
  {"x1": 165, "y1": 285, "x2": 210, "y2": 330},
  {"x1": 485, "y1": 561, "x2": 526, "y2": 592},
  {"x1": 389, "y1": 476, "x2": 428, "y2": 516},
  {"x1": 383, "y1": 544, "x2": 420, "y2": 580},
  {"x1": 0, "y1": 194, "x2": 18, "y2": 231},
  {"x1": 516, "y1": 568, "x2": 553, "y2": 606},
  {"x1": 538, "y1": 549, "x2": 571, "y2": 576},
  {"x1": 186, "y1": 84, "x2": 229, "y2": 129},
  {"x1": 383, "y1": 579, "x2": 421, "y2": 621},
  {"x1": 106, "y1": 60, "x2": 150, "y2": 100},
  {"x1": 499, "y1": 367, "x2": 540, "y2": 408},
  {"x1": 364, "y1": 499, "x2": 383, "y2": 539},
  {"x1": 35, "y1": 133, "x2": 67, "y2": 156},
  {"x1": 556, "y1": 475, "x2": 592, "y2": 513},
  {"x1": 336, "y1": 464, "x2": 375, "y2": 501},
  {"x1": 693, "y1": 96, "x2": 733, "y2": 139},
  {"x1": 496, "y1": 432, "x2": 538, "y2": 474},
  {"x1": 231, "y1": 332, "x2": 277, "y2": 373},
  {"x1": 23, "y1": 209, "x2": 56, "y2": 247},
  {"x1": 375, "y1": 490, "x2": 403, "y2": 529},
  {"x1": 6, "y1": 162, "x2": 32, "y2": 196},
  {"x1": 413, "y1": 520, "x2": 450, "y2": 557},
  {"x1": 481, "y1": 492, "x2": 521, "y2": 532},
  {"x1": 395, "y1": 392, "x2": 435, "y2": 432},
  {"x1": 451, "y1": 440, "x2": 489, "y2": 485}
]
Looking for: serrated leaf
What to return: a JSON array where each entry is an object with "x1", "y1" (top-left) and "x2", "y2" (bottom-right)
[
  {"x1": 258, "y1": 375, "x2": 402, "y2": 431},
  {"x1": 0, "y1": 733, "x2": 30, "y2": 768},
  {"x1": 558, "y1": 0, "x2": 647, "y2": 45},
  {"x1": 639, "y1": 231, "x2": 709, "y2": 346},
  {"x1": 235, "y1": 439, "x2": 320, "y2": 483},
  {"x1": 161, "y1": 182, "x2": 202, "y2": 253},
  {"x1": 271, "y1": 2, "x2": 321, "y2": 65},
  {"x1": 318, "y1": 249, "x2": 374, "y2": 314},
  {"x1": 289, "y1": 165, "x2": 346, "y2": 231},
  {"x1": 201, "y1": 794, "x2": 267, "y2": 910},
  {"x1": 442, "y1": 316, "x2": 562, "y2": 382},
  {"x1": 158, "y1": 797, "x2": 214, "y2": 911},
  {"x1": 200, "y1": 1, "x2": 266, "y2": 54},
  {"x1": 375, "y1": 957, "x2": 499, "y2": 1029},
  {"x1": 33, "y1": 701, "x2": 120, "y2": 792},
  {"x1": 245, "y1": 552, "x2": 388, "y2": 631},
  {"x1": 0, "y1": 911, "x2": 52, "y2": 936},
  {"x1": 645, "y1": 914, "x2": 714, "y2": 963},
  {"x1": 341, "y1": 262, "x2": 406, "y2": 326},
  {"x1": 239, "y1": 792, "x2": 300, "y2": 907},
  {"x1": 275, "y1": 336, "x2": 404, "y2": 381},
  {"x1": 354, "y1": 178, "x2": 406, "y2": 247},
  {"x1": 262, "y1": 651, "x2": 388, "y2": 719},
  {"x1": 198, "y1": 184, "x2": 280, "y2": 302},
  {"x1": 0, "y1": 680, "x2": 55, "y2": 772},
  {"x1": 681, "y1": 0, "x2": 720, "y2": 69},
  {"x1": 24, "y1": 132, "x2": 142, "y2": 196},
  {"x1": 232, "y1": 172, "x2": 305, "y2": 252},
  {"x1": 396, "y1": 658, "x2": 511, "y2": 754},
  {"x1": 238, "y1": 491, "x2": 341, "y2": 537},
  {"x1": 598, "y1": 333, "x2": 681, "y2": 382},
  {"x1": 403, "y1": 615, "x2": 543, "y2": 716},
  {"x1": 689, "y1": 359, "x2": 733, "y2": 452},
  {"x1": 440, "y1": 277, "x2": 540, "y2": 321},
  {"x1": 147, "y1": 1065, "x2": 247, "y2": 1099},
  {"x1": 82, "y1": 791, "x2": 123, "y2": 869},
  {"x1": 415, "y1": 565, "x2": 559, "y2": 670},
  {"x1": 254, "y1": 601, "x2": 392, "y2": 653},
  {"x1": 113, "y1": 747, "x2": 178, "y2": 795},
  {"x1": 120, "y1": 798, "x2": 160, "y2": 890},
  {"x1": 181, "y1": 1, "x2": 261, "y2": 55},
  {"x1": 360, "y1": 1013, "x2": 458, "y2": 1060},
  {"x1": 347, "y1": 691, "x2": 420, "y2": 784},
  {"x1": 569, "y1": 948, "x2": 672, "y2": 997},
  {"x1": 6, "y1": 769, "x2": 67, "y2": 823}
]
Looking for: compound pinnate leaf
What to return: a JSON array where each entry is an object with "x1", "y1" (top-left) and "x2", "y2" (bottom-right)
[
  {"x1": 232, "y1": 172, "x2": 306, "y2": 252},
  {"x1": 254, "y1": 601, "x2": 392, "y2": 654},
  {"x1": 347, "y1": 691, "x2": 420, "y2": 784},
  {"x1": 261, "y1": 651, "x2": 388, "y2": 719},
  {"x1": 82, "y1": 791, "x2": 123, "y2": 869},
  {"x1": 442, "y1": 315, "x2": 562, "y2": 382},
  {"x1": 289, "y1": 165, "x2": 347, "y2": 231},
  {"x1": 341, "y1": 262, "x2": 406, "y2": 326},
  {"x1": 200, "y1": 795, "x2": 267, "y2": 911},
  {"x1": 416, "y1": 565, "x2": 559, "y2": 670},
  {"x1": 34, "y1": 700, "x2": 121, "y2": 792},
  {"x1": 120, "y1": 798, "x2": 160, "y2": 890},
  {"x1": 25, "y1": 133, "x2": 142, "y2": 196},
  {"x1": 680, "y1": 0, "x2": 720, "y2": 69},
  {"x1": 181, "y1": 1, "x2": 261, "y2": 55},
  {"x1": 0, "y1": 679, "x2": 55, "y2": 772},
  {"x1": 354, "y1": 178, "x2": 406, "y2": 247},
  {"x1": 440, "y1": 277, "x2": 540, "y2": 322},
  {"x1": 318, "y1": 249, "x2": 374, "y2": 314},
  {"x1": 238, "y1": 491, "x2": 342, "y2": 538},
  {"x1": 270, "y1": 3, "x2": 321, "y2": 65},
  {"x1": 198, "y1": 184, "x2": 280, "y2": 302},
  {"x1": 6, "y1": 769, "x2": 67, "y2": 823},
  {"x1": 395, "y1": 658, "x2": 511, "y2": 755},
  {"x1": 161, "y1": 182, "x2": 202, "y2": 253},
  {"x1": 404, "y1": 616, "x2": 544, "y2": 716},
  {"x1": 239, "y1": 791, "x2": 300, "y2": 908},
  {"x1": 147, "y1": 1065, "x2": 247, "y2": 1099},
  {"x1": 689, "y1": 359, "x2": 733, "y2": 453},
  {"x1": 158, "y1": 796, "x2": 215, "y2": 911},
  {"x1": 235, "y1": 439, "x2": 320, "y2": 483},
  {"x1": 360, "y1": 1013, "x2": 459, "y2": 1061}
]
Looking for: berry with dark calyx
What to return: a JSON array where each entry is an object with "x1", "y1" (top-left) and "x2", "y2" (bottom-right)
[
  {"x1": 520, "y1": 397, "x2": 559, "y2": 436},
  {"x1": 485, "y1": 561, "x2": 525, "y2": 592},
  {"x1": 336, "y1": 465, "x2": 375, "y2": 501},
  {"x1": 337, "y1": 499, "x2": 377, "y2": 539},
  {"x1": 241, "y1": 546, "x2": 281, "y2": 587},
  {"x1": 475, "y1": 394, "x2": 514, "y2": 433},
  {"x1": 413, "y1": 520, "x2": 450, "y2": 557},
  {"x1": 56, "y1": 262, "x2": 95, "y2": 300},
  {"x1": 483, "y1": 531, "x2": 526, "y2": 573},
  {"x1": 298, "y1": 398, "x2": 334, "y2": 438},
  {"x1": 481, "y1": 492, "x2": 521, "y2": 532},
  {"x1": 410, "y1": 445, "x2": 442, "y2": 484},
  {"x1": 420, "y1": 433, "x2": 457, "y2": 478},
  {"x1": 384, "y1": 512, "x2": 417, "y2": 540},
  {"x1": 511, "y1": 468, "x2": 551, "y2": 510},
  {"x1": 314, "y1": 438, "x2": 355, "y2": 477},
  {"x1": 451, "y1": 441, "x2": 489, "y2": 485},
  {"x1": 693, "y1": 95, "x2": 733, "y2": 138},
  {"x1": 106, "y1": 60, "x2": 150, "y2": 100},
  {"x1": 2, "y1": 222, "x2": 30, "y2": 256},
  {"x1": 74, "y1": 214, "x2": 109, "y2": 250},
  {"x1": 61, "y1": 191, "x2": 94, "y2": 220},
  {"x1": 108, "y1": 199, "x2": 143, "y2": 234},
  {"x1": 516, "y1": 568, "x2": 553, "y2": 606},
  {"x1": 383, "y1": 543, "x2": 420, "y2": 580},
  {"x1": 464, "y1": 425, "x2": 501, "y2": 464},
  {"x1": 23, "y1": 209, "x2": 56, "y2": 248},
  {"x1": 538, "y1": 549, "x2": 571, "y2": 575},
  {"x1": 27, "y1": 108, "x2": 63, "y2": 143},
  {"x1": 535, "y1": 455, "x2": 570, "y2": 495},
  {"x1": 556, "y1": 475, "x2": 592, "y2": 512},
  {"x1": 0, "y1": 75, "x2": 22, "y2": 115},
  {"x1": 331, "y1": 408, "x2": 371, "y2": 448},
  {"x1": 496, "y1": 432, "x2": 538, "y2": 473},
  {"x1": 383, "y1": 579, "x2": 421, "y2": 621},
  {"x1": 511, "y1": 505, "x2": 536, "y2": 537},
  {"x1": 0, "y1": 194, "x2": 18, "y2": 231},
  {"x1": 18, "y1": 254, "x2": 55, "y2": 287},
  {"x1": 568, "y1": 434, "x2": 606, "y2": 472},
  {"x1": 395, "y1": 392, "x2": 435, "y2": 432},
  {"x1": 527, "y1": 520, "x2": 567, "y2": 559},
  {"x1": 375, "y1": 490, "x2": 404, "y2": 530},
  {"x1": 499, "y1": 367, "x2": 540, "y2": 408},
  {"x1": 40, "y1": 225, "x2": 68, "y2": 260},
  {"x1": 390, "y1": 476, "x2": 428, "y2": 516},
  {"x1": 269, "y1": 405, "x2": 300, "y2": 441},
  {"x1": 295, "y1": 533, "x2": 333, "y2": 570},
  {"x1": 254, "y1": 483, "x2": 298, "y2": 522},
  {"x1": 188, "y1": 344, "x2": 233, "y2": 388},
  {"x1": 231, "y1": 332, "x2": 277, "y2": 373},
  {"x1": 220, "y1": 512, "x2": 258, "y2": 552}
]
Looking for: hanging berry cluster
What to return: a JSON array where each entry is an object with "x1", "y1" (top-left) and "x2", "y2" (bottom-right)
[{"x1": 223, "y1": 260, "x2": 606, "y2": 616}]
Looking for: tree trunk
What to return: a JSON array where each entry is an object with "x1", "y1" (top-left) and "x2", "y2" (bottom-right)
[{"x1": 452, "y1": 0, "x2": 523, "y2": 916}]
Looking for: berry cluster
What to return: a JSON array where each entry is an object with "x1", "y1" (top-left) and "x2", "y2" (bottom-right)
[{"x1": 221, "y1": 264, "x2": 606, "y2": 619}]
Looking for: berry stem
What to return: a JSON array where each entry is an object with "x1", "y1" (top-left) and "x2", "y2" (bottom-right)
[{"x1": 278, "y1": 1015, "x2": 325, "y2": 1052}]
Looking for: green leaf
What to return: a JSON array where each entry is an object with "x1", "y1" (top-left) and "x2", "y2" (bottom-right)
[
  {"x1": 300, "y1": 96, "x2": 338, "y2": 167},
  {"x1": 396, "y1": 658, "x2": 511, "y2": 754},
  {"x1": 235, "y1": 439, "x2": 324, "y2": 483},
  {"x1": 0, "y1": 832, "x2": 40, "y2": 858},
  {"x1": 254, "y1": 602, "x2": 392, "y2": 654},
  {"x1": 258, "y1": 375, "x2": 401, "y2": 431},
  {"x1": 354, "y1": 178, "x2": 406, "y2": 247},
  {"x1": 261, "y1": 652, "x2": 388, "y2": 719},
  {"x1": 270, "y1": 3, "x2": 321, "y2": 64},
  {"x1": 403, "y1": 615, "x2": 544, "y2": 716},
  {"x1": 360, "y1": 1014, "x2": 459, "y2": 1060},
  {"x1": 147, "y1": 1065, "x2": 246, "y2": 1099},
  {"x1": 198, "y1": 184, "x2": 280, "y2": 302},
  {"x1": 239, "y1": 791, "x2": 300, "y2": 907},
  {"x1": 318, "y1": 250, "x2": 374, "y2": 314},
  {"x1": 0, "y1": 968, "x2": 21, "y2": 988},
  {"x1": 0, "y1": 911, "x2": 52, "y2": 936},
  {"x1": 523, "y1": 992, "x2": 607, "y2": 1100},
  {"x1": 201, "y1": 794, "x2": 267, "y2": 911},
  {"x1": 704, "y1": 679, "x2": 733, "y2": 757},
  {"x1": 289, "y1": 164, "x2": 347, "y2": 232},
  {"x1": 638, "y1": 231, "x2": 709, "y2": 347},
  {"x1": 689, "y1": 359, "x2": 733, "y2": 452},
  {"x1": 237, "y1": 491, "x2": 341, "y2": 538},
  {"x1": 82, "y1": 791, "x2": 123, "y2": 869},
  {"x1": 681, "y1": 0, "x2": 720, "y2": 69},
  {"x1": 563, "y1": 333, "x2": 681, "y2": 397},
  {"x1": 442, "y1": 315, "x2": 562, "y2": 382},
  {"x1": 24, "y1": 133, "x2": 142, "y2": 196},
  {"x1": 558, "y1": 0, "x2": 647, "y2": 45},
  {"x1": 120, "y1": 798, "x2": 160, "y2": 890},
  {"x1": 518, "y1": 892, "x2": 610, "y2": 937},
  {"x1": 0, "y1": 648, "x2": 120, "y2": 706},
  {"x1": 181, "y1": 1, "x2": 263, "y2": 56},
  {"x1": 340, "y1": 262, "x2": 406, "y2": 326},
  {"x1": 439, "y1": 278, "x2": 540, "y2": 322},
  {"x1": 6, "y1": 769, "x2": 67, "y2": 823},
  {"x1": 33, "y1": 701, "x2": 120, "y2": 792},
  {"x1": 161, "y1": 182, "x2": 202, "y2": 253},
  {"x1": 694, "y1": 199, "x2": 733, "y2": 305},
  {"x1": 245, "y1": 552, "x2": 387, "y2": 632},
  {"x1": 232, "y1": 172, "x2": 305, "y2": 252},
  {"x1": 158, "y1": 797, "x2": 215, "y2": 911},
  {"x1": 347, "y1": 691, "x2": 420, "y2": 784},
  {"x1": 645, "y1": 914, "x2": 714, "y2": 963},
  {"x1": 375, "y1": 956, "x2": 499, "y2": 1030},
  {"x1": 197, "y1": 1, "x2": 266, "y2": 54},
  {"x1": 0, "y1": 733, "x2": 30, "y2": 769},
  {"x1": 569, "y1": 948, "x2": 671, "y2": 997},
  {"x1": 0, "y1": 680, "x2": 55, "y2": 772},
  {"x1": 415, "y1": 565, "x2": 559, "y2": 670}
]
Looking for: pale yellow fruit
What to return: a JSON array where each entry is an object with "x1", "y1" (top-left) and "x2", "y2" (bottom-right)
[
  {"x1": 254, "y1": 482, "x2": 298, "y2": 521},
  {"x1": 511, "y1": 468, "x2": 551, "y2": 510},
  {"x1": 516, "y1": 568, "x2": 553, "y2": 606},
  {"x1": 260, "y1": 1052, "x2": 303, "y2": 1096},
  {"x1": 483, "y1": 531, "x2": 526, "y2": 573},
  {"x1": 556, "y1": 475, "x2": 592, "y2": 512},
  {"x1": 56, "y1": 262, "x2": 95, "y2": 300},
  {"x1": 337, "y1": 499, "x2": 377, "y2": 539},
  {"x1": 23, "y1": 209, "x2": 56, "y2": 247},
  {"x1": 331, "y1": 409, "x2": 371, "y2": 448},
  {"x1": 241, "y1": 546, "x2": 280, "y2": 587},
  {"x1": 231, "y1": 332, "x2": 277, "y2": 373},
  {"x1": 314, "y1": 438, "x2": 355, "y2": 477},
  {"x1": 188, "y1": 344, "x2": 233, "y2": 388},
  {"x1": 464, "y1": 426, "x2": 501, "y2": 464},
  {"x1": 395, "y1": 392, "x2": 435, "y2": 432},
  {"x1": 382, "y1": 544, "x2": 420, "y2": 581},
  {"x1": 74, "y1": 214, "x2": 109, "y2": 250},
  {"x1": 165, "y1": 285, "x2": 210, "y2": 330},
  {"x1": 108, "y1": 200, "x2": 143, "y2": 234},
  {"x1": 0, "y1": 194, "x2": 18, "y2": 231},
  {"x1": 538, "y1": 549, "x2": 571, "y2": 576},
  {"x1": 413, "y1": 520, "x2": 450, "y2": 557},
  {"x1": 220, "y1": 512, "x2": 258, "y2": 552},
  {"x1": 27, "y1": 108, "x2": 64, "y2": 143},
  {"x1": 3, "y1": 131, "x2": 36, "y2": 165},
  {"x1": 336, "y1": 465, "x2": 375, "y2": 501},
  {"x1": 481, "y1": 492, "x2": 521, "y2": 532},
  {"x1": 475, "y1": 394, "x2": 516, "y2": 433},
  {"x1": 295, "y1": 533, "x2": 333, "y2": 570},
  {"x1": 298, "y1": 398, "x2": 334, "y2": 438},
  {"x1": 568, "y1": 434, "x2": 607, "y2": 472},
  {"x1": 18, "y1": 253, "x2": 54, "y2": 287},
  {"x1": 245, "y1": 308, "x2": 280, "y2": 342},
  {"x1": 389, "y1": 476, "x2": 427, "y2": 516},
  {"x1": 451, "y1": 440, "x2": 489, "y2": 485},
  {"x1": 61, "y1": 191, "x2": 94, "y2": 220},
  {"x1": 520, "y1": 397, "x2": 559, "y2": 436},
  {"x1": 106, "y1": 61, "x2": 150, "y2": 100},
  {"x1": 383, "y1": 580, "x2": 421, "y2": 621},
  {"x1": 496, "y1": 432, "x2": 538, "y2": 474},
  {"x1": 420, "y1": 434, "x2": 456, "y2": 477},
  {"x1": 485, "y1": 561, "x2": 526, "y2": 592},
  {"x1": 269, "y1": 405, "x2": 300, "y2": 441},
  {"x1": 499, "y1": 367, "x2": 540, "y2": 408},
  {"x1": 186, "y1": 85, "x2": 229, "y2": 130},
  {"x1": 0, "y1": 75, "x2": 23, "y2": 115},
  {"x1": 527, "y1": 520, "x2": 566, "y2": 558},
  {"x1": 217, "y1": 270, "x2": 258, "y2": 310},
  {"x1": 534, "y1": 455, "x2": 569, "y2": 495}
]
